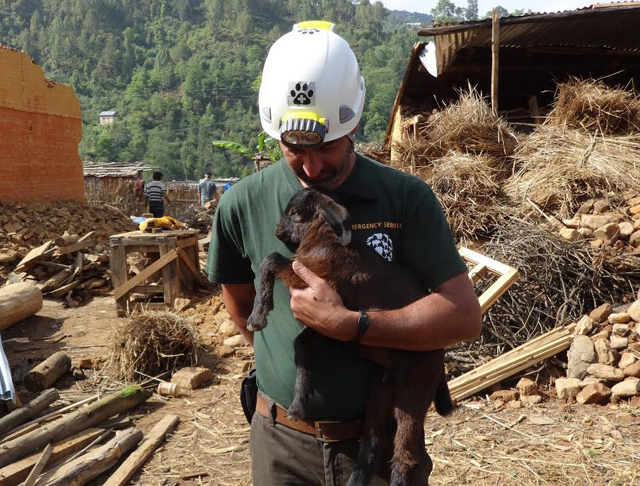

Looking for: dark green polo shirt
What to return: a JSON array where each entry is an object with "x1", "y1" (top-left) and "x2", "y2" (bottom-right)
[{"x1": 206, "y1": 154, "x2": 467, "y2": 420}]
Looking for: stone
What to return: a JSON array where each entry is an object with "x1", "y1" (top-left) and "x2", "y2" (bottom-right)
[
  {"x1": 516, "y1": 377, "x2": 538, "y2": 396},
  {"x1": 219, "y1": 319, "x2": 239, "y2": 338},
  {"x1": 559, "y1": 228, "x2": 579, "y2": 241},
  {"x1": 630, "y1": 204, "x2": 640, "y2": 215},
  {"x1": 575, "y1": 199, "x2": 595, "y2": 216},
  {"x1": 521, "y1": 395, "x2": 543, "y2": 405},
  {"x1": 224, "y1": 334, "x2": 248, "y2": 347},
  {"x1": 576, "y1": 383, "x2": 612, "y2": 404},
  {"x1": 609, "y1": 316, "x2": 631, "y2": 326},
  {"x1": 580, "y1": 214, "x2": 616, "y2": 230},
  {"x1": 171, "y1": 366, "x2": 214, "y2": 390},
  {"x1": 594, "y1": 223, "x2": 620, "y2": 243},
  {"x1": 556, "y1": 377, "x2": 581, "y2": 399},
  {"x1": 586, "y1": 364, "x2": 625, "y2": 382},
  {"x1": 567, "y1": 335, "x2": 596, "y2": 378},
  {"x1": 173, "y1": 297, "x2": 191, "y2": 313},
  {"x1": 490, "y1": 389, "x2": 519, "y2": 402},
  {"x1": 589, "y1": 303, "x2": 613, "y2": 323},
  {"x1": 579, "y1": 377, "x2": 606, "y2": 387},
  {"x1": 619, "y1": 222, "x2": 635, "y2": 238},
  {"x1": 622, "y1": 360, "x2": 640, "y2": 378},
  {"x1": 592, "y1": 200, "x2": 610, "y2": 214},
  {"x1": 627, "y1": 300, "x2": 640, "y2": 323},
  {"x1": 562, "y1": 218, "x2": 580, "y2": 229},
  {"x1": 618, "y1": 352, "x2": 637, "y2": 370},
  {"x1": 630, "y1": 231, "x2": 640, "y2": 248},
  {"x1": 609, "y1": 335, "x2": 629, "y2": 351},
  {"x1": 628, "y1": 196, "x2": 640, "y2": 207},
  {"x1": 577, "y1": 227, "x2": 594, "y2": 239},
  {"x1": 575, "y1": 315, "x2": 595, "y2": 335},
  {"x1": 611, "y1": 378, "x2": 640, "y2": 398},
  {"x1": 217, "y1": 345, "x2": 235, "y2": 358}
]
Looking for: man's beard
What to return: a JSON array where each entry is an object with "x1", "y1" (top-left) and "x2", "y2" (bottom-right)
[{"x1": 295, "y1": 144, "x2": 353, "y2": 190}]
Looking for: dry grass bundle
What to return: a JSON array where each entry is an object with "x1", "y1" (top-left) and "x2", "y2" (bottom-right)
[
  {"x1": 103, "y1": 311, "x2": 203, "y2": 382},
  {"x1": 506, "y1": 126, "x2": 640, "y2": 218},
  {"x1": 471, "y1": 218, "x2": 638, "y2": 354},
  {"x1": 417, "y1": 153, "x2": 515, "y2": 242},
  {"x1": 401, "y1": 88, "x2": 519, "y2": 165},
  {"x1": 547, "y1": 78, "x2": 640, "y2": 135}
]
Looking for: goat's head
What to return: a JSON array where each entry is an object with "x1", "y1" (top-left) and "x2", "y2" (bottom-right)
[{"x1": 276, "y1": 189, "x2": 352, "y2": 250}]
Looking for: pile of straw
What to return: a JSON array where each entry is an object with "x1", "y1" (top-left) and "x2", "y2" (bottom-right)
[
  {"x1": 473, "y1": 218, "x2": 637, "y2": 353},
  {"x1": 394, "y1": 88, "x2": 519, "y2": 167},
  {"x1": 547, "y1": 78, "x2": 640, "y2": 135},
  {"x1": 103, "y1": 311, "x2": 203, "y2": 382},
  {"x1": 506, "y1": 126, "x2": 640, "y2": 218},
  {"x1": 417, "y1": 153, "x2": 514, "y2": 242}
]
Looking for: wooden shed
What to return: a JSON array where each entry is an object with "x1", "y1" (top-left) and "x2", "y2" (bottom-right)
[
  {"x1": 83, "y1": 162, "x2": 151, "y2": 216},
  {"x1": 385, "y1": 3, "x2": 640, "y2": 155}
]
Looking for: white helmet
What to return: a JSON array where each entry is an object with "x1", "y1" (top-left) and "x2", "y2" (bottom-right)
[{"x1": 258, "y1": 21, "x2": 366, "y2": 148}]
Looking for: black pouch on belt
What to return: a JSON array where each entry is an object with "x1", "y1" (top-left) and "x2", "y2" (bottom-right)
[{"x1": 240, "y1": 368, "x2": 258, "y2": 424}]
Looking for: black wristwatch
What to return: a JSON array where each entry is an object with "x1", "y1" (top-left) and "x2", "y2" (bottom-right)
[{"x1": 353, "y1": 310, "x2": 370, "y2": 344}]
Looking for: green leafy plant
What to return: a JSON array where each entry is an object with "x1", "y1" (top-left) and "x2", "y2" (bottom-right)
[{"x1": 212, "y1": 132, "x2": 282, "y2": 170}]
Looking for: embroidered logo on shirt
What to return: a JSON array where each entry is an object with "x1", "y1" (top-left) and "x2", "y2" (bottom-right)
[{"x1": 366, "y1": 233, "x2": 393, "y2": 262}]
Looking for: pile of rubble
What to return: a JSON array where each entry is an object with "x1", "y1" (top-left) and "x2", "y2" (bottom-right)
[
  {"x1": 557, "y1": 195, "x2": 640, "y2": 251},
  {"x1": 0, "y1": 200, "x2": 137, "y2": 254},
  {"x1": 558, "y1": 300, "x2": 640, "y2": 404}
]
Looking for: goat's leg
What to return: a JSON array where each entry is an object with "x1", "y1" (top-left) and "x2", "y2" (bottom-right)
[
  {"x1": 287, "y1": 327, "x2": 325, "y2": 419},
  {"x1": 346, "y1": 367, "x2": 394, "y2": 486},
  {"x1": 246, "y1": 252, "x2": 290, "y2": 331},
  {"x1": 389, "y1": 373, "x2": 437, "y2": 486}
]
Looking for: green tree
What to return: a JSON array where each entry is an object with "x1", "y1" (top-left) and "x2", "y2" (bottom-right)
[{"x1": 431, "y1": 0, "x2": 465, "y2": 23}]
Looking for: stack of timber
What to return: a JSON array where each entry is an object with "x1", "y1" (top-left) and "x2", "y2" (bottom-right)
[
  {"x1": 448, "y1": 323, "x2": 576, "y2": 402},
  {"x1": 0, "y1": 386, "x2": 179, "y2": 486},
  {"x1": 7, "y1": 231, "x2": 115, "y2": 305}
]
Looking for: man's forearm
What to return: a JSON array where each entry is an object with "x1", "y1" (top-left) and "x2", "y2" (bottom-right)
[{"x1": 222, "y1": 284, "x2": 256, "y2": 345}]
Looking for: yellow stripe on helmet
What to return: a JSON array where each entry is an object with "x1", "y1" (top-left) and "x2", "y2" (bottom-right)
[
  {"x1": 281, "y1": 110, "x2": 326, "y2": 126},
  {"x1": 293, "y1": 21, "x2": 336, "y2": 32}
]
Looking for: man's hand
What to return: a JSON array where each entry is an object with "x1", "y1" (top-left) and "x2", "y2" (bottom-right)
[{"x1": 289, "y1": 261, "x2": 358, "y2": 341}]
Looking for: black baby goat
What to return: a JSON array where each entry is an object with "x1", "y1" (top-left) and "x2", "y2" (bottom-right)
[{"x1": 246, "y1": 188, "x2": 454, "y2": 486}]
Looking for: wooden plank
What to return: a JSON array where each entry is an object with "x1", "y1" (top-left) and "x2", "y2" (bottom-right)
[
  {"x1": 22, "y1": 443, "x2": 52, "y2": 486},
  {"x1": 178, "y1": 248, "x2": 206, "y2": 286},
  {"x1": 448, "y1": 324, "x2": 575, "y2": 401},
  {"x1": 102, "y1": 414, "x2": 179, "y2": 486},
  {"x1": 0, "y1": 429, "x2": 104, "y2": 486},
  {"x1": 491, "y1": 8, "x2": 499, "y2": 116},
  {"x1": 478, "y1": 268, "x2": 519, "y2": 313},
  {"x1": 15, "y1": 242, "x2": 54, "y2": 272},
  {"x1": 56, "y1": 231, "x2": 98, "y2": 255},
  {"x1": 112, "y1": 250, "x2": 178, "y2": 301},
  {"x1": 468, "y1": 263, "x2": 488, "y2": 284}
]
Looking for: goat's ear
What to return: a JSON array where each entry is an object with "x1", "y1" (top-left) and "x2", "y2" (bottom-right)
[{"x1": 317, "y1": 197, "x2": 352, "y2": 246}]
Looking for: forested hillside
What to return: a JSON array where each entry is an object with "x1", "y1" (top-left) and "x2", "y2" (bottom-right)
[{"x1": 0, "y1": 0, "x2": 431, "y2": 179}]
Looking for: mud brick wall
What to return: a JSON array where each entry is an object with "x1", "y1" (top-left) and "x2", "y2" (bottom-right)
[{"x1": 0, "y1": 45, "x2": 84, "y2": 203}]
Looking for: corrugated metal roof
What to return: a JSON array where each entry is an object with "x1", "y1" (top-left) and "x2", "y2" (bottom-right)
[
  {"x1": 99, "y1": 110, "x2": 117, "y2": 116},
  {"x1": 0, "y1": 338, "x2": 15, "y2": 402}
]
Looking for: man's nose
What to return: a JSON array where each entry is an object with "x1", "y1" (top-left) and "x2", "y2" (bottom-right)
[{"x1": 301, "y1": 151, "x2": 323, "y2": 179}]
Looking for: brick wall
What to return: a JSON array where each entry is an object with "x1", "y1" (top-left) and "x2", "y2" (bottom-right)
[{"x1": 0, "y1": 45, "x2": 84, "y2": 203}]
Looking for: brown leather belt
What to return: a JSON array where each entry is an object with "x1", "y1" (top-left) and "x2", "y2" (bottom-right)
[{"x1": 255, "y1": 393, "x2": 363, "y2": 442}]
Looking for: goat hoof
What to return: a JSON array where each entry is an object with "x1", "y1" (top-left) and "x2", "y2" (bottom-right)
[{"x1": 246, "y1": 314, "x2": 266, "y2": 332}]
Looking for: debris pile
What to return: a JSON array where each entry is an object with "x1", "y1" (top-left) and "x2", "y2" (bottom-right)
[
  {"x1": 558, "y1": 300, "x2": 640, "y2": 404},
  {"x1": 4, "y1": 231, "x2": 114, "y2": 305}
]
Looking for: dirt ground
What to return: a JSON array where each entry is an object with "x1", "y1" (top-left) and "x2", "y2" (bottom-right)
[{"x1": 2, "y1": 294, "x2": 639, "y2": 486}]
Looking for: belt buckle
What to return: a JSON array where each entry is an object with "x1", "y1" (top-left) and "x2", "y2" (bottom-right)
[{"x1": 314, "y1": 420, "x2": 342, "y2": 443}]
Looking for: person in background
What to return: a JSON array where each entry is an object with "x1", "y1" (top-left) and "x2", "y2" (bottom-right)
[
  {"x1": 207, "y1": 21, "x2": 482, "y2": 485},
  {"x1": 198, "y1": 172, "x2": 218, "y2": 207},
  {"x1": 145, "y1": 171, "x2": 170, "y2": 218}
]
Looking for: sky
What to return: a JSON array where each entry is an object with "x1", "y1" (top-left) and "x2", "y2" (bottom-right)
[{"x1": 380, "y1": 0, "x2": 598, "y2": 16}]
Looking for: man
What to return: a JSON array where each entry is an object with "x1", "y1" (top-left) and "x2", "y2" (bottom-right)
[
  {"x1": 145, "y1": 171, "x2": 170, "y2": 218},
  {"x1": 207, "y1": 21, "x2": 482, "y2": 485},
  {"x1": 198, "y1": 172, "x2": 218, "y2": 207}
]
